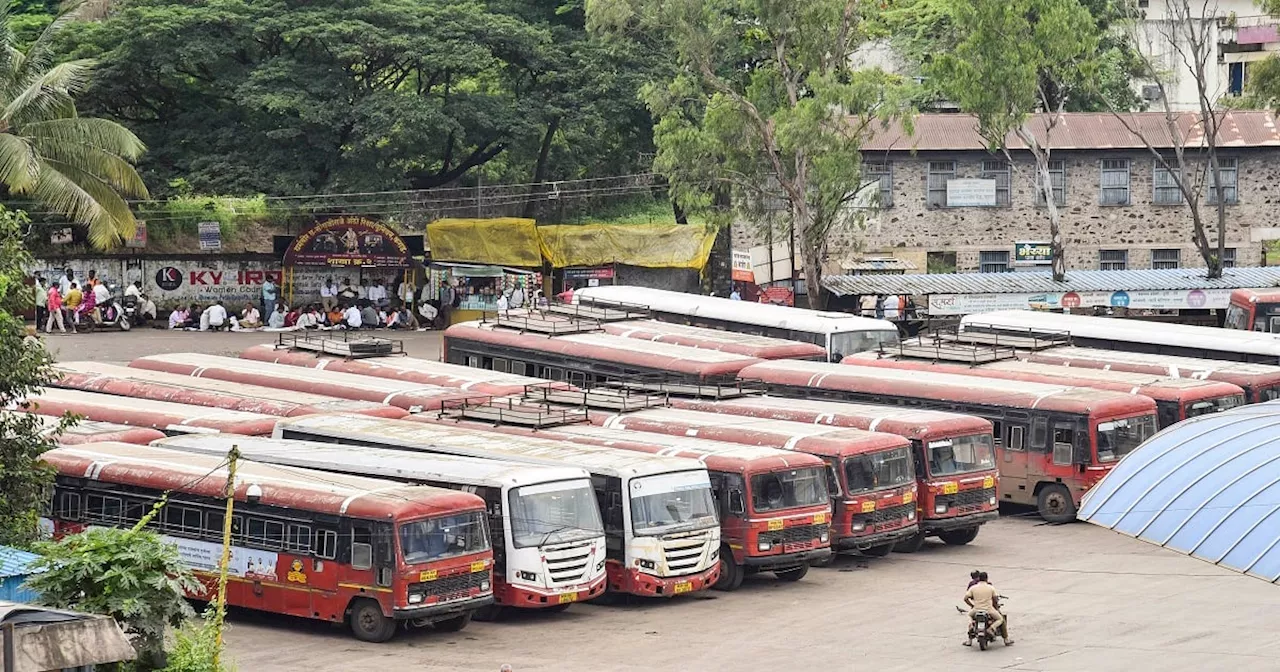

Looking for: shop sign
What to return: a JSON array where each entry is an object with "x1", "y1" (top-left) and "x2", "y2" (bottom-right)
[
  {"x1": 928, "y1": 288, "x2": 1234, "y2": 315},
  {"x1": 1014, "y1": 241, "x2": 1052, "y2": 265},
  {"x1": 732, "y1": 250, "x2": 755, "y2": 282},
  {"x1": 564, "y1": 266, "x2": 615, "y2": 281}
]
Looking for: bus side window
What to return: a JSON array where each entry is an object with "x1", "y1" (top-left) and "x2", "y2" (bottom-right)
[
  {"x1": 991, "y1": 421, "x2": 1004, "y2": 449},
  {"x1": 314, "y1": 529, "x2": 338, "y2": 560},
  {"x1": 1007, "y1": 426, "x2": 1025, "y2": 451},
  {"x1": 1031, "y1": 417, "x2": 1048, "y2": 450},
  {"x1": 708, "y1": 473, "x2": 725, "y2": 518},
  {"x1": 1052, "y1": 424, "x2": 1074, "y2": 466},
  {"x1": 466, "y1": 355, "x2": 480, "y2": 368},
  {"x1": 568, "y1": 371, "x2": 587, "y2": 388},
  {"x1": 493, "y1": 358, "x2": 510, "y2": 373},
  {"x1": 511, "y1": 361, "x2": 527, "y2": 376},
  {"x1": 351, "y1": 525, "x2": 373, "y2": 570}
]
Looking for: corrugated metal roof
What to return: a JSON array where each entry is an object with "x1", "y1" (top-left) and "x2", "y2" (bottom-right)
[
  {"x1": 0, "y1": 547, "x2": 41, "y2": 579},
  {"x1": 824, "y1": 267, "x2": 1280, "y2": 297},
  {"x1": 1078, "y1": 403, "x2": 1280, "y2": 583},
  {"x1": 861, "y1": 111, "x2": 1280, "y2": 152}
]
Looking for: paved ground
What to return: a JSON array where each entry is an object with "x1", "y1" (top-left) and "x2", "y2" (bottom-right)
[
  {"x1": 35, "y1": 327, "x2": 445, "y2": 363},
  {"x1": 215, "y1": 516, "x2": 1280, "y2": 672}
]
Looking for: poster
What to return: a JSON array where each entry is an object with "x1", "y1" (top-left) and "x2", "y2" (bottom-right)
[
  {"x1": 928, "y1": 288, "x2": 1235, "y2": 315},
  {"x1": 198, "y1": 221, "x2": 222, "y2": 251},
  {"x1": 946, "y1": 179, "x2": 997, "y2": 207},
  {"x1": 284, "y1": 216, "x2": 409, "y2": 267},
  {"x1": 732, "y1": 250, "x2": 755, "y2": 282},
  {"x1": 125, "y1": 220, "x2": 148, "y2": 249},
  {"x1": 165, "y1": 535, "x2": 278, "y2": 580}
]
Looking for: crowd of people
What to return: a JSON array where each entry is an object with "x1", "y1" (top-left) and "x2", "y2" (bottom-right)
[{"x1": 33, "y1": 268, "x2": 157, "y2": 334}]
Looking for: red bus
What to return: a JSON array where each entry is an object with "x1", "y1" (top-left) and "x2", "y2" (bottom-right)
[
  {"x1": 1022, "y1": 346, "x2": 1280, "y2": 404},
  {"x1": 1225, "y1": 288, "x2": 1280, "y2": 333},
  {"x1": 739, "y1": 360, "x2": 1158, "y2": 522},
  {"x1": 844, "y1": 355, "x2": 1245, "y2": 429},
  {"x1": 411, "y1": 414, "x2": 832, "y2": 590},
  {"x1": 18, "y1": 412, "x2": 166, "y2": 445},
  {"x1": 592, "y1": 408, "x2": 922, "y2": 557},
  {"x1": 620, "y1": 401, "x2": 997, "y2": 553},
  {"x1": 238, "y1": 345, "x2": 573, "y2": 396},
  {"x1": 599, "y1": 320, "x2": 827, "y2": 360},
  {"x1": 443, "y1": 321, "x2": 761, "y2": 386},
  {"x1": 26, "y1": 388, "x2": 280, "y2": 436},
  {"x1": 129, "y1": 354, "x2": 478, "y2": 412},
  {"x1": 42, "y1": 442, "x2": 493, "y2": 642},
  {"x1": 56, "y1": 361, "x2": 408, "y2": 419}
]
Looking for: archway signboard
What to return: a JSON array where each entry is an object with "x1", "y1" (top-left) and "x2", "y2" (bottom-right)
[{"x1": 284, "y1": 215, "x2": 410, "y2": 268}]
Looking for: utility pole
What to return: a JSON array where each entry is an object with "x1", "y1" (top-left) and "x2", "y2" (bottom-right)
[{"x1": 212, "y1": 446, "x2": 240, "y2": 670}]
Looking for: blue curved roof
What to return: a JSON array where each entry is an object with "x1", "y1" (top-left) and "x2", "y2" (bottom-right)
[{"x1": 1079, "y1": 403, "x2": 1280, "y2": 583}]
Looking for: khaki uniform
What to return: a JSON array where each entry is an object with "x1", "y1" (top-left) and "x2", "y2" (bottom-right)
[{"x1": 965, "y1": 582, "x2": 1005, "y2": 635}]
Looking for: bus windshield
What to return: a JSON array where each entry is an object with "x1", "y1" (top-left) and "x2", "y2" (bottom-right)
[
  {"x1": 1095, "y1": 415, "x2": 1157, "y2": 463},
  {"x1": 830, "y1": 329, "x2": 900, "y2": 361},
  {"x1": 629, "y1": 472, "x2": 718, "y2": 536},
  {"x1": 844, "y1": 447, "x2": 914, "y2": 494},
  {"x1": 926, "y1": 434, "x2": 996, "y2": 477},
  {"x1": 750, "y1": 467, "x2": 829, "y2": 513},
  {"x1": 508, "y1": 479, "x2": 605, "y2": 549},
  {"x1": 1185, "y1": 395, "x2": 1245, "y2": 418},
  {"x1": 399, "y1": 511, "x2": 490, "y2": 565}
]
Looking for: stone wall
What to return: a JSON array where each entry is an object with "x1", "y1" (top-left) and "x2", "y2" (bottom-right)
[{"x1": 733, "y1": 148, "x2": 1280, "y2": 273}]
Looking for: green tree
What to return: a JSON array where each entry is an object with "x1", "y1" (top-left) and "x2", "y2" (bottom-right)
[
  {"x1": 590, "y1": 0, "x2": 913, "y2": 309},
  {"x1": 1, "y1": 0, "x2": 149, "y2": 249},
  {"x1": 29, "y1": 502, "x2": 201, "y2": 669},
  {"x1": 933, "y1": 0, "x2": 1099, "y2": 281},
  {"x1": 0, "y1": 204, "x2": 62, "y2": 548}
]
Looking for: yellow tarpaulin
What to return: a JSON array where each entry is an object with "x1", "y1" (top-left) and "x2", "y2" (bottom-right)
[
  {"x1": 538, "y1": 223, "x2": 717, "y2": 269},
  {"x1": 426, "y1": 218, "x2": 542, "y2": 267}
]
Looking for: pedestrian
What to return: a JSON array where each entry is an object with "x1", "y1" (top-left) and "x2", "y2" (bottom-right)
[
  {"x1": 440, "y1": 281, "x2": 458, "y2": 325},
  {"x1": 33, "y1": 274, "x2": 47, "y2": 328},
  {"x1": 874, "y1": 294, "x2": 886, "y2": 319},
  {"x1": 85, "y1": 269, "x2": 99, "y2": 289},
  {"x1": 730, "y1": 284, "x2": 742, "y2": 301},
  {"x1": 320, "y1": 277, "x2": 338, "y2": 311},
  {"x1": 357, "y1": 278, "x2": 370, "y2": 301},
  {"x1": 59, "y1": 267, "x2": 74, "y2": 296},
  {"x1": 261, "y1": 276, "x2": 278, "y2": 318},
  {"x1": 45, "y1": 283, "x2": 66, "y2": 333},
  {"x1": 397, "y1": 277, "x2": 416, "y2": 309},
  {"x1": 496, "y1": 291, "x2": 510, "y2": 314}
]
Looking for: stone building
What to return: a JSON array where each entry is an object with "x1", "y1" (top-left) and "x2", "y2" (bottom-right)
[{"x1": 731, "y1": 111, "x2": 1280, "y2": 278}]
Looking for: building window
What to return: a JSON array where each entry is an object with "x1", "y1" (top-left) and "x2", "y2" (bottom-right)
[
  {"x1": 1222, "y1": 247, "x2": 1237, "y2": 268},
  {"x1": 1152, "y1": 248, "x2": 1181, "y2": 270},
  {"x1": 927, "y1": 161, "x2": 954, "y2": 207},
  {"x1": 1036, "y1": 160, "x2": 1066, "y2": 206},
  {"x1": 1100, "y1": 250, "x2": 1128, "y2": 271},
  {"x1": 1153, "y1": 162, "x2": 1182, "y2": 205},
  {"x1": 1207, "y1": 158, "x2": 1238, "y2": 205},
  {"x1": 1100, "y1": 159, "x2": 1131, "y2": 205},
  {"x1": 981, "y1": 160, "x2": 1012, "y2": 206},
  {"x1": 1229, "y1": 62, "x2": 1247, "y2": 97},
  {"x1": 864, "y1": 162, "x2": 893, "y2": 208},
  {"x1": 979, "y1": 250, "x2": 1010, "y2": 273}
]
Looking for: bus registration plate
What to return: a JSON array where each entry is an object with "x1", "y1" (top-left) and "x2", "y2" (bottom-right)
[
  {"x1": 558, "y1": 592, "x2": 578, "y2": 604},
  {"x1": 942, "y1": 482, "x2": 959, "y2": 495},
  {"x1": 673, "y1": 582, "x2": 693, "y2": 594},
  {"x1": 982, "y1": 476, "x2": 995, "y2": 489}
]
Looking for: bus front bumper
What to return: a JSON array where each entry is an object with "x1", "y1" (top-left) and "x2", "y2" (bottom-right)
[
  {"x1": 743, "y1": 547, "x2": 832, "y2": 571},
  {"x1": 834, "y1": 524, "x2": 920, "y2": 552},
  {"x1": 614, "y1": 563, "x2": 720, "y2": 598},
  {"x1": 498, "y1": 574, "x2": 608, "y2": 609},
  {"x1": 922, "y1": 510, "x2": 998, "y2": 534},
  {"x1": 392, "y1": 594, "x2": 494, "y2": 621}
]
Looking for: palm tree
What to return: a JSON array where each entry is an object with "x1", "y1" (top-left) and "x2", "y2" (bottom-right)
[{"x1": 0, "y1": 0, "x2": 147, "y2": 249}]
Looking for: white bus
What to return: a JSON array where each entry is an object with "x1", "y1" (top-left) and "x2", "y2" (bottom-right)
[
  {"x1": 961, "y1": 310, "x2": 1280, "y2": 365},
  {"x1": 575, "y1": 285, "x2": 900, "y2": 361},
  {"x1": 156, "y1": 434, "x2": 608, "y2": 615},
  {"x1": 273, "y1": 414, "x2": 722, "y2": 598}
]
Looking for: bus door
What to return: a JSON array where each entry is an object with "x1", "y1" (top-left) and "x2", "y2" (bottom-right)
[
  {"x1": 592, "y1": 475, "x2": 625, "y2": 562},
  {"x1": 993, "y1": 417, "x2": 1030, "y2": 504},
  {"x1": 709, "y1": 472, "x2": 746, "y2": 561}
]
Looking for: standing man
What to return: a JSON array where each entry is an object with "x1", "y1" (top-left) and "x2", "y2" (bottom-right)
[
  {"x1": 45, "y1": 282, "x2": 65, "y2": 333},
  {"x1": 397, "y1": 276, "x2": 416, "y2": 311},
  {"x1": 261, "y1": 276, "x2": 278, "y2": 318},
  {"x1": 440, "y1": 281, "x2": 457, "y2": 327},
  {"x1": 320, "y1": 277, "x2": 338, "y2": 312},
  {"x1": 33, "y1": 274, "x2": 47, "y2": 328},
  {"x1": 729, "y1": 284, "x2": 742, "y2": 301},
  {"x1": 59, "y1": 268, "x2": 74, "y2": 296},
  {"x1": 357, "y1": 278, "x2": 369, "y2": 301},
  {"x1": 509, "y1": 281, "x2": 525, "y2": 310}
]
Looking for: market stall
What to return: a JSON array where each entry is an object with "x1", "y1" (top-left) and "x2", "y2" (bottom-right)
[{"x1": 426, "y1": 262, "x2": 542, "y2": 324}]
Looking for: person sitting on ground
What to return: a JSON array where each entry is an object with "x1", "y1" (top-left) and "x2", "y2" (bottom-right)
[
  {"x1": 417, "y1": 300, "x2": 438, "y2": 330},
  {"x1": 201, "y1": 300, "x2": 229, "y2": 331},
  {"x1": 284, "y1": 304, "x2": 301, "y2": 328},
  {"x1": 267, "y1": 303, "x2": 287, "y2": 329},
  {"x1": 236, "y1": 303, "x2": 262, "y2": 329},
  {"x1": 168, "y1": 305, "x2": 188, "y2": 330},
  {"x1": 360, "y1": 300, "x2": 379, "y2": 329},
  {"x1": 368, "y1": 279, "x2": 389, "y2": 308},
  {"x1": 326, "y1": 304, "x2": 344, "y2": 327},
  {"x1": 342, "y1": 302, "x2": 363, "y2": 329},
  {"x1": 388, "y1": 302, "x2": 417, "y2": 330},
  {"x1": 183, "y1": 303, "x2": 201, "y2": 329},
  {"x1": 295, "y1": 304, "x2": 320, "y2": 330}
]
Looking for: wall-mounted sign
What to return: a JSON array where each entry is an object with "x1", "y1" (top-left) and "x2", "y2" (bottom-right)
[
  {"x1": 564, "y1": 266, "x2": 615, "y2": 281},
  {"x1": 197, "y1": 221, "x2": 222, "y2": 251},
  {"x1": 732, "y1": 250, "x2": 754, "y2": 282},
  {"x1": 1014, "y1": 241, "x2": 1052, "y2": 265},
  {"x1": 946, "y1": 179, "x2": 997, "y2": 207},
  {"x1": 125, "y1": 220, "x2": 147, "y2": 249},
  {"x1": 284, "y1": 215, "x2": 410, "y2": 267},
  {"x1": 927, "y1": 288, "x2": 1233, "y2": 315}
]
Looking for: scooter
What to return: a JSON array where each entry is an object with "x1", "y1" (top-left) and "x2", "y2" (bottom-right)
[{"x1": 93, "y1": 286, "x2": 132, "y2": 332}]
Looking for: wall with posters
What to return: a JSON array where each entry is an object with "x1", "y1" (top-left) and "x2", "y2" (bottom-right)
[{"x1": 928, "y1": 288, "x2": 1234, "y2": 315}]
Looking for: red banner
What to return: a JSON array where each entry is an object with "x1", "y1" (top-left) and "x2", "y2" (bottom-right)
[{"x1": 283, "y1": 216, "x2": 410, "y2": 267}]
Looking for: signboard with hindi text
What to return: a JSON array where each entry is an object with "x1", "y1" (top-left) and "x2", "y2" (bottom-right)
[
  {"x1": 1014, "y1": 241, "x2": 1052, "y2": 266},
  {"x1": 946, "y1": 179, "x2": 997, "y2": 207},
  {"x1": 283, "y1": 215, "x2": 410, "y2": 267}
]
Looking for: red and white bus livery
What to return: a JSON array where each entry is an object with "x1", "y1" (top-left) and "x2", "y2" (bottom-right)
[
  {"x1": 238, "y1": 345, "x2": 571, "y2": 396},
  {"x1": 16, "y1": 412, "x2": 166, "y2": 445},
  {"x1": 55, "y1": 361, "x2": 408, "y2": 419},
  {"x1": 739, "y1": 360, "x2": 1158, "y2": 522},
  {"x1": 599, "y1": 320, "x2": 827, "y2": 360},
  {"x1": 156, "y1": 434, "x2": 609, "y2": 614},
  {"x1": 666, "y1": 396, "x2": 999, "y2": 552},
  {"x1": 129, "y1": 354, "x2": 478, "y2": 412},
  {"x1": 42, "y1": 443, "x2": 493, "y2": 642},
  {"x1": 1022, "y1": 346, "x2": 1280, "y2": 404},
  {"x1": 844, "y1": 355, "x2": 1245, "y2": 429},
  {"x1": 25, "y1": 388, "x2": 280, "y2": 436}
]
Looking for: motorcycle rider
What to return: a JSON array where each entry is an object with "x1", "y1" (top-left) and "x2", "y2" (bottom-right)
[{"x1": 964, "y1": 571, "x2": 1012, "y2": 647}]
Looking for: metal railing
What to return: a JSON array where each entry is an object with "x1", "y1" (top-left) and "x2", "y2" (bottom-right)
[
  {"x1": 953, "y1": 323, "x2": 1072, "y2": 351},
  {"x1": 435, "y1": 395, "x2": 589, "y2": 428},
  {"x1": 275, "y1": 331, "x2": 404, "y2": 359}
]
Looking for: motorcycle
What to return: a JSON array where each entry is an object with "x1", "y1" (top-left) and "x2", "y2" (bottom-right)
[{"x1": 958, "y1": 596, "x2": 1008, "y2": 651}]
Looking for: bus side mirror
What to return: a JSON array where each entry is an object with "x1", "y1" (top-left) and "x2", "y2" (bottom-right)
[{"x1": 728, "y1": 490, "x2": 745, "y2": 515}]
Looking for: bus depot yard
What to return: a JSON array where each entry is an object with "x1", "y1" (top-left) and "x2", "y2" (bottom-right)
[{"x1": 21, "y1": 296, "x2": 1280, "y2": 672}]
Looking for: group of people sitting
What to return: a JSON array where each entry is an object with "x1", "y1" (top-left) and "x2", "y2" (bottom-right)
[{"x1": 168, "y1": 298, "x2": 423, "y2": 332}]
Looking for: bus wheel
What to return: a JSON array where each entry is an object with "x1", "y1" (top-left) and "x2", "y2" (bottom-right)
[
  {"x1": 434, "y1": 612, "x2": 472, "y2": 633},
  {"x1": 349, "y1": 599, "x2": 396, "y2": 643},
  {"x1": 939, "y1": 526, "x2": 980, "y2": 546},
  {"x1": 775, "y1": 564, "x2": 809, "y2": 582},
  {"x1": 1037, "y1": 484, "x2": 1078, "y2": 524},
  {"x1": 714, "y1": 552, "x2": 745, "y2": 591},
  {"x1": 862, "y1": 543, "x2": 894, "y2": 557},
  {"x1": 893, "y1": 533, "x2": 927, "y2": 553}
]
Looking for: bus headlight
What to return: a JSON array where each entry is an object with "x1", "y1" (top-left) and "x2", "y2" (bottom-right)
[
  {"x1": 518, "y1": 570, "x2": 538, "y2": 582},
  {"x1": 989, "y1": 496, "x2": 997, "y2": 506},
  {"x1": 819, "y1": 531, "x2": 830, "y2": 543},
  {"x1": 480, "y1": 580, "x2": 491, "y2": 592},
  {"x1": 710, "y1": 547, "x2": 719, "y2": 561},
  {"x1": 851, "y1": 522, "x2": 866, "y2": 532},
  {"x1": 907, "y1": 510, "x2": 916, "y2": 521},
  {"x1": 934, "y1": 503, "x2": 948, "y2": 514},
  {"x1": 637, "y1": 558, "x2": 656, "y2": 570},
  {"x1": 596, "y1": 560, "x2": 606, "y2": 572},
  {"x1": 758, "y1": 540, "x2": 772, "y2": 552},
  {"x1": 408, "y1": 592, "x2": 424, "y2": 605}
]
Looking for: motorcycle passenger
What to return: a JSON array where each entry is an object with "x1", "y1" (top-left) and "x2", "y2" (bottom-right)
[{"x1": 964, "y1": 571, "x2": 1012, "y2": 647}]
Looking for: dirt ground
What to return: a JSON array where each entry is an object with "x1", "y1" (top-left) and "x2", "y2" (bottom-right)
[{"x1": 30, "y1": 326, "x2": 1280, "y2": 671}]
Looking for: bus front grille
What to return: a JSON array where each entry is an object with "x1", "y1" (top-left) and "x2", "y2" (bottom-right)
[
  {"x1": 411, "y1": 571, "x2": 488, "y2": 602},
  {"x1": 544, "y1": 544, "x2": 593, "y2": 584},
  {"x1": 662, "y1": 540, "x2": 707, "y2": 574},
  {"x1": 939, "y1": 487, "x2": 996, "y2": 514}
]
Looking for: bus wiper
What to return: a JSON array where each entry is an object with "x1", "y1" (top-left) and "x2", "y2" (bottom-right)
[{"x1": 540, "y1": 524, "x2": 579, "y2": 547}]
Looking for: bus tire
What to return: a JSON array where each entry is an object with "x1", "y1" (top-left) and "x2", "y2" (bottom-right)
[
  {"x1": 775, "y1": 564, "x2": 809, "y2": 582},
  {"x1": 714, "y1": 551, "x2": 745, "y2": 591},
  {"x1": 349, "y1": 599, "x2": 396, "y2": 643},
  {"x1": 939, "y1": 526, "x2": 980, "y2": 546},
  {"x1": 893, "y1": 533, "x2": 927, "y2": 553},
  {"x1": 1037, "y1": 484, "x2": 1077, "y2": 524},
  {"x1": 862, "y1": 543, "x2": 894, "y2": 557},
  {"x1": 434, "y1": 612, "x2": 472, "y2": 633}
]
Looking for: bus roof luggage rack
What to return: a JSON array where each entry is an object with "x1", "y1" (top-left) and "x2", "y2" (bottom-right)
[
  {"x1": 523, "y1": 382, "x2": 668, "y2": 412},
  {"x1": 888, "y1": 335, "x2": 1018, "y2": 365},
  {"x1": 436, "y1": 395, "x2": 590, "y2": 428},
  {"x1": 490, "y1": 308, "x2": 604, "y2": 335},
  {"x1": 948, "y1": 323, "x2": 1072, "y2": 351},
  {"x1": 560, "y1": 297, "x2": 652, "y2": 322},
  {"x1": 275, "y1": 331, "x2": 403, "y2": 359},
  {"x1": 605, "y1": 378, "x2": 762, "y2": 400}
]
